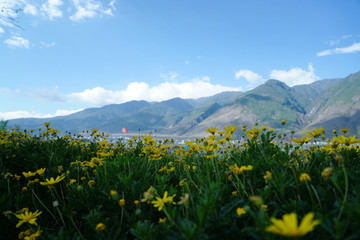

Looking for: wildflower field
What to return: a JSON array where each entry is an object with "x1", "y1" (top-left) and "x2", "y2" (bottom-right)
[{"x1": 1, "y1": 122, "x2": 360, "y2": 239}]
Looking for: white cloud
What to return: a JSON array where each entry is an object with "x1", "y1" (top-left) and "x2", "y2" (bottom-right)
[
  {"x1": 40, "y1": 41, "x2": 56, "y2": 47},
  {"x1": 0, "y1": 109, "x2": 83, "y2": 120},
  {"x1": 329, "y1": 34, "x2": 353, "y2": 46},
  {"x1": 160, "y1": 72, "x2": 178, "y2": 81},
  {"x1": 202, "y1": 76, "x2": 210, "y2": 82},
  {"x1": 41, "y1": 0, "x2": 63, "y2": 20},
  {"x1": 53, "y1": 108, "x2": 84, "y2": 116},
  {"x1": 317, "y1": 42, "x2": 360, "y2": 56},
  {"x1": 109, "y1": 0, "x2": 116, "y2": 10},
  {"x1": 0, "y1": 0, "x2": 22, "y2": 27},
  {"x1": 24, "y1": 3, "x2": 39, "y2": 16},
  {"x1": 4, "y1": 36, "x2": 30, "y2": 48},
  {"x1": 269, "y1": 64, "x2": 319, "y2": 87},
  {"x1": 68, "y1": 78, "x2": 241, "y2": 106},
  {"x1": 235, "y1": 70, "x2": 264, "y2": 84},
  {"x1": 0, "y1": 26, "x2": 4, "y2": 34},
  {"x1": 70, "y1": 0, "x2": 114, "y2": 22}
]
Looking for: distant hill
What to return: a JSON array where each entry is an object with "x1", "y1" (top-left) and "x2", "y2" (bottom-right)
[
  {"x1": 7, "y1": 71, "x2": 360, "y2": 137},
  {"x1": 305, "y1": 71, "x2": 360, "y2": 136}
]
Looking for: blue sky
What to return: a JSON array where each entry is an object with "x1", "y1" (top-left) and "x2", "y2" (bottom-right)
[{"x1": 1, "y1": 0, "x2": 360, "y2": 120}]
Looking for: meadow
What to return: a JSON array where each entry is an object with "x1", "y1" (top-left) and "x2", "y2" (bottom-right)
[{"x1": 1, "y1": 122, "x2": 360, "y2": 240}]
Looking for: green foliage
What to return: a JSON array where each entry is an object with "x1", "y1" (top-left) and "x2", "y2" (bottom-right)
[{"x1": 1, "y1": 123, "x2": 360, "y2": 239}]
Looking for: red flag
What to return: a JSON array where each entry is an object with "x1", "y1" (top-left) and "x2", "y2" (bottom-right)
[{"x1": 122, "y1": 128, "x2": 128, "y2": 134}]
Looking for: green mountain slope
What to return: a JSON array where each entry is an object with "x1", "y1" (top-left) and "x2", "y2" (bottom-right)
[
  {"x1": 7, "y1": 72, "x2": 359, "y2": 137},
  {"x1": 179, "y1": 77, "x2": 346, "y2": 136},
  {"x1": 306, "y1": 71, "x2": 360, "y2": 135},
  {"x1": 184, "y1": 80, "x2": 306, "y2": 135},
  {"x1": 292, "y1": 78, "x2": 342, "y2": 112}
]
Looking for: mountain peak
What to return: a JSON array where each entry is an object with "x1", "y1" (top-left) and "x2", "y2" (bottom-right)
[{"x1": 264, "y1": 79, "x2": 289, "y2": 89}]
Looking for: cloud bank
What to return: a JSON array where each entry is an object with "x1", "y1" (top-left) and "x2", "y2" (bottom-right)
[
  {"x1": 0, "y1": 109, "x2": 83, "y2": 120},
  {"x1": 4, "y1": 36, "x2": 30, "y2": 48},
  {"x1": 235, "y1": 64, "x2": 319, "y2": 88},
  {"x1": 41, "y1": 0, "x2": 63, "y2": 20},
  {"x1": 269, "y1": 64, "x2": 319, "y2": 87},
  {"x1": 0, "y1": 76, "x2": 240, "y2": 119},
  {"x1": 0, "y1": 0, "x2": 116, "y2": 24},
  {"x1": 69, "y1": 0, "x2": 115, "y2": 21},
  {"x1": 317, "y1": 42, "x2": 360, "y2": 56},
  {"x1": 68, "y1": 77, "x2": 240, "y2": 106},
  {"x1": 235, "y1": 70, "x2": 264, "y2": 84}
]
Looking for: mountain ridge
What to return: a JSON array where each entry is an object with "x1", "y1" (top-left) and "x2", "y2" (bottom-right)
[{"x1": 7, "y1": 71, "x2": 360, "y2": 137}]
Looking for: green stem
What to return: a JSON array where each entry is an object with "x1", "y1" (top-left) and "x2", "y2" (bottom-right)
[
  {"x1": 163, "y1": 206, "x2": 181, "y2": 232},
  {"x1": 337, "y1": 164, "x2": 348, "y2": 219},
  {"x1": 310, "y1": 184, "x2": 323, "y2": 210},
  {"x1": 7, "y1": 179, "x2": 10, "y2": 195},
  {"x1": 32, "y1": 189, "x2": 59, "y2": 225}
]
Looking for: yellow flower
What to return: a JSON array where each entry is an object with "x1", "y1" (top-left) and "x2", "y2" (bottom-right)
[
  {"x1": 15, "y1": 210, "x2": 42, "y2": 228},
  {"x1": 264, "y1": 171, "x2": 272, "y2": 184},
  {"x1": 321, "y1": 167, "x2": 332, "y2": 180},
  {"x1": 177, "y1": 193, "x2": 189, "y2": 205},
  {"x1": 293, "y1": 137, "x2": 312, "y2": 146},
  {"x1": 179, "y1": 179, "x2": 186, "y2": 187},
  {"x1": 22, "y1": 171, "x2": 36, "y2": 178},
  {"x1": 230, "y1": 164, "x2": 253, "y2": 174},
  {"x1": 95, "y1": 222, "x2": 106, "y2": 231},
  {"x1": 21, "y1": 208, "x2": 29, "y2": 213},
  {"x1": 249, "y1": 196, "x2": 263, "y2": 206},
  {"x1": 24, "y1": 227, "x2": 42, "y2": 240},
  {"x1": 39, "y1": 175, "x2": 65, "y2": 186},
  {"x1": 69, "y1": 179, "x2": 76, "y2": 186},
  {"x1": 134, "y1": 200, "x2": 140, "y2": 206},
  {"x1": 159, "y1": 217, "x2": 167, "y2": 223},
  {"x1": 340, "y1": 128, "x2": 350, "y2": 133},
  {"x1": 245, "y1": 128, "x2": 262, "y2": 140},
  {"x1": 217, "y1": 131, "x2": 224, "y2": 137},
  {"x1": 206, "y1": 127, "x2": 218, "y2": 135},
  {"x1": 299, "y1": 173, "x2": 311, "y2": 182},
  {"x1": 307, "y1": 127, "x2": 324, "y2": 138},
  {"x1": 232, "y1": 191, "x2": 238, "y2": 197},
  {"x1": 141, "y1": 186, "x2": 156, "y2": 203},
  {"x1": 166, "y1": 167, "x2": 175, "y2": 174},
  {"x1": 224, "y1": 125, "x2": 237, "y2": 135},
  {"x1": 151, "y1": 191, "x2": 176, "y2": 211},
  {"x1": 158, "y1": 166, "x2": 167, "y2": 173},
  {"x1": 88, "y1": 180, "x2": 95, "y2": 187},
  {"x1": 36, "y1": 168, "x2": 46, "y2": 175},
  {"x1": 236, "y1": 207, "x2": 246, "y2": 216},
  {"x1": 43, "y1": 122, "x2": 50, "y2": 127},
  {"x1": 110, "y1": 190, "x2": 118, "y2": 196},
  {"x1": 119, "y1": 199, "x2": 126, "y2": 207},
  {"x1": 21, "y1": 187, "x2": 28, "y2": 192},
  {"x1": 334, "y1": 135, "x2": 360, "y2": 146},
  {"x1": 265, "y1": 212, "x2": 320, "y2": 237},
  {"x1": 282, "y1": 119, "x2": 286, "y2": 125}
]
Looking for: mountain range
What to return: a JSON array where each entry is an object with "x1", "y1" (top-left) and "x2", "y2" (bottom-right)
[{"x1": 8, "y1": 71, "x2": 360, "y2": 137}]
